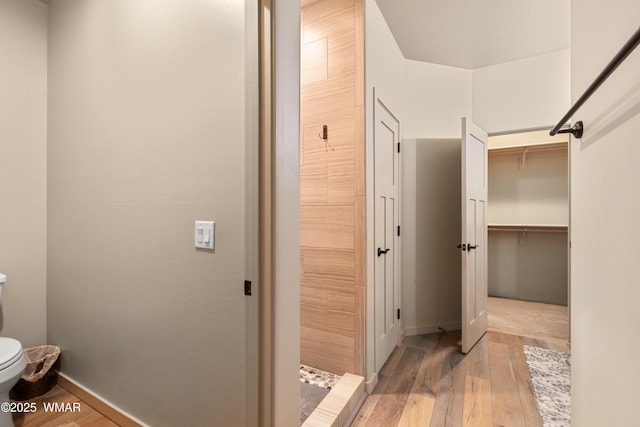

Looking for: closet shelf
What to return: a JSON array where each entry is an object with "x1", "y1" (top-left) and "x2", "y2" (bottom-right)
[
  {"x1": 488, "y1": 224, "x2": 568, "y2": 233},
  {"x1": 488, "y1": 141, "x2": 568, "y2": 157}
]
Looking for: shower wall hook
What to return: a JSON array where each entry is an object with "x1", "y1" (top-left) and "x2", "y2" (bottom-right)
[{"x1": 318, "y1": 124, "x2": 328, "y2": 140}]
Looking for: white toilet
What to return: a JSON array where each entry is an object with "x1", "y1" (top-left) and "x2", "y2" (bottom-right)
[{"x1": 0, "y1": 274, "x2": 26, "y2": 427}]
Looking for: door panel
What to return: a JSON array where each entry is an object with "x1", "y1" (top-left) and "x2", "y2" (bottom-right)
[
  {"x1": 461, "y1": 118, "x2": 488, "y2": 354},
  {"x1": 384, "y1": 196, "x2": 395, "y2": 333},
  {"x1": 374, "y1": 96, "x2": 400, "y2": 372}
]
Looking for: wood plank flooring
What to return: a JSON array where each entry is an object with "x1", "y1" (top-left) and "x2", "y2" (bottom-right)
[
  {"x1": 353, "y1": 329, "x2": 567, "y2": 427},
  {"x1": 12, "y1": 385, "x2": 118, "y2": 427}
]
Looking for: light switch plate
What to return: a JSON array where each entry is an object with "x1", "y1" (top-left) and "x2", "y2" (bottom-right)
[{"x1": 195, "y1": 221, "x2": 215, "y2": 250}]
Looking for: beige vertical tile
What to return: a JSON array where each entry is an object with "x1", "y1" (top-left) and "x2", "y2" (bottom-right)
[
  {"x1": 354, "y1": 0, "x2": 364, "y2": 107},
  {"x1": 328, "y1": 310, "x2": 355, "y2": 337},
  {"x1": 355, "y1": 106, "x2": 365, "y2": 196},
  {"x1": 328, "y1": 291, "x2": 355, "y2": 313},
  {"x1": 328, "y1": 28, "x2": 355, "y2": 78},
  {"x1": 302, "y1": 286, "x2": 329, "y2": 308},
  {"x1": 300, "y1": 0, "x2": 365, "y2": 378},
  {"x1": 302, "y1": 303, "x2": 329, "y2": 331},
  {"x1": 301, "y1": 38, "x2": 328, "y2": 85}
]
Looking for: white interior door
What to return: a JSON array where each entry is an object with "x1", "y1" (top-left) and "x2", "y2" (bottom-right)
[
  {"x1": 374, "y1": 96, "x2": 400, "y2": 371},
  {"x1": 461, "y1": 117, "x2": 488, "y2": 353}
]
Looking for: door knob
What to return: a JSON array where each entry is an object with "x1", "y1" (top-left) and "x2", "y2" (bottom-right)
[
  {"x1": 377, "y1": 248, "x2": 390, "y2": 257},
  {"x1": 468, "y1": 244, "x2": 478, "y2": 251}
]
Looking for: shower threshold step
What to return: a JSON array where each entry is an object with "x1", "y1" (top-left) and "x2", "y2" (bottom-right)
[{"x1": 302, "y1": 373, "x2": 365, "y2": 427}]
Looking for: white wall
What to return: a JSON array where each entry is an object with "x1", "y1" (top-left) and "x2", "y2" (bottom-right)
[
  {"x1": 488, "y1": 150, "x2": 569, "y2": 226},
  {"x1": 400, "y1": 139, "x2": 417, "y2": 337},
  {"x1": 401, "y1": 52, "x2": 571, "y2": 338},
  {"x1": 364, "y1": 0, "x2": 405, "y2": 117},
  {"x1": 403, "y1": 60, "x2": 472, "y2": 138},
  {"x1": 488, "y1": 232, "x2": 568, "y2": 304},
  {"x1": 274, "y1": 0, "x2": 301, "y2": 425},
  {"x1": 487, "y1": 146, "x2": 569, "y2": 306},
  {"x1": 402, "y1": 139, "x2": 462, "y2": 336},
  {"x1": 473, "y1": 50, "x2": 571, "y2": 134},
  {"x1": 364, "y1": 0, "x2": 405, "y2": 387},
  {"x1": 365, "y1": 0, "x2": 472, "y2": 385},
  {"x1": 571, "y1": 2, "x2": 640, "y2": 426},
  {"x1": 0, "y1": 0, "x2": 48, "y2": 348},
  {"x1": 47, "y1": 1, "x2": 255, "y2": 425},
  {"x1": 400, "y1": 67, "x2": 470, "y2": 333},
  {"x1": 367, "y1": 1, "x2": 573, "y2": 390}
]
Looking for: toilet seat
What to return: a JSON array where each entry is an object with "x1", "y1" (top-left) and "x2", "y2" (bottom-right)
[{"x1": 0, "y1": 338, "x2": 23, "y2": 371}]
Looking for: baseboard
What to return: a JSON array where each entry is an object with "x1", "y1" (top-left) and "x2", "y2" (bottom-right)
[
  {"x1": 403, "y1": 321, "x2": 461, "y2": 337},
  {"x1": 364, "y1": 372, "x2": 378, "y2": 395},
  {"x1": 57, "y1": 373, "x2": 149, "y2": 427}
]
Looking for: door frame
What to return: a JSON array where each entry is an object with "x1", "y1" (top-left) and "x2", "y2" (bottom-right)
[
  {"x1": 484, "y1": 125, "x2": 572, "y2": 343},
  {"x1": 259, "y1": 0, "x2": 301, "y2": 426},
  {"x1": 373, "y1": 93, "x2": 402, "y2": 372}
]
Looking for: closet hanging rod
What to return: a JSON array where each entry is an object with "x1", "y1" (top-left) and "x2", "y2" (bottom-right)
[
  {"x1": 488, "y1": 142, "x2": 568, "y2": 156},
  {"x1": 550, "y1": 25, "x2": 640, "y2": 138}
]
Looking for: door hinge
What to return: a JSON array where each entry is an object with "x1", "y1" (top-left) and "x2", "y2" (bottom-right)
[
  {"x1": 397, "y1": 142, "x2": 401, "y2": 153},
  {"x1": 244, "y1": 280, "x2": 252, "y2": 296},
  {"x1": 397, "y1": 225, "x2": 400, "y2": 236},
  {"x1": 397, "y1": 308, "x2": 400, "y2": 320}
]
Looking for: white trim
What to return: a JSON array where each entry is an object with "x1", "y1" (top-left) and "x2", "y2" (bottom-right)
[
  {"x1": 244, "y1": 0, "x2": 260, "y2": 425},
  {"x1": 365, "y1": 372, "x2": 378, "y2": 395},
  {"x1": 273, "y1": 0, "x2": 301, "y2": 425},
  {"x1": 58, "y1": 373, "x2": 149, "y2": 427}
]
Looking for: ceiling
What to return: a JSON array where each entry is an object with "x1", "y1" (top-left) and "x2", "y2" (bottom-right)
[{"x1": 374, "y1": 0, "x2": 570, "y2": 69}]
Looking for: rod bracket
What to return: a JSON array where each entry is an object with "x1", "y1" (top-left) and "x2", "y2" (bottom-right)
[{"x1": 557, "y1": 121, "x2": 584, "y2": 139}]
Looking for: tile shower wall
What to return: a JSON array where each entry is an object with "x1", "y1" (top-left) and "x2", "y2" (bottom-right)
[{"x1": 300, "y1": 0, "x2": 365, "y2": 376}]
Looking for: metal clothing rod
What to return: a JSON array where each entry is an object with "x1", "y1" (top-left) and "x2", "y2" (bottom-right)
[{"x1": 550, "y1": 25, "x2": 640, "y2": 138}]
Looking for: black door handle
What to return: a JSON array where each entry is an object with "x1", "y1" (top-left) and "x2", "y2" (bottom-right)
[
  {"x1": 377, "y1": 248, "x2": 390, "y2": 257},
  {"x1": 457, "y1": 243, "x2": 466, "y2": 251},
  {"x1": 468, "y1": 244, "x2": 478, "y2": 251}
]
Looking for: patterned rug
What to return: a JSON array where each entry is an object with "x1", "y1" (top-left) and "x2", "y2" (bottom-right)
[
  {"x1": 523, "y1": 346, "x2": 571, "y2": 427},
  {"x1": 299, "y1": 364, "x2": 340, "y2": 390}
]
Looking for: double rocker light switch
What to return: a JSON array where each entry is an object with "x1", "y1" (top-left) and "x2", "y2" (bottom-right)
[{"x1": 195, "y1": 221, "x2": 215, "y2": 250}]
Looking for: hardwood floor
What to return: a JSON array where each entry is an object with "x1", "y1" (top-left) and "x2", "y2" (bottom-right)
[
  {"x1": 12, "y1": 385, "x2": 118, "y2": 427},
  {"x1": 10, "y1": 299, "x2": 566, "y2": 427},
  {"x1": 352, "y1": 329, "x2": 567, "y2": 427}
]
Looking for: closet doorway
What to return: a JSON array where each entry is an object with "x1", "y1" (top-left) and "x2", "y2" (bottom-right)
[{"x1": 486, "y1": 129, "x2": 570, "y2": 349}]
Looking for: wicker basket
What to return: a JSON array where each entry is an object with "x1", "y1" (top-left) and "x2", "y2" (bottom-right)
[{"x1": 10, "y1": 346, "x2": 61, "y2": 401}]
